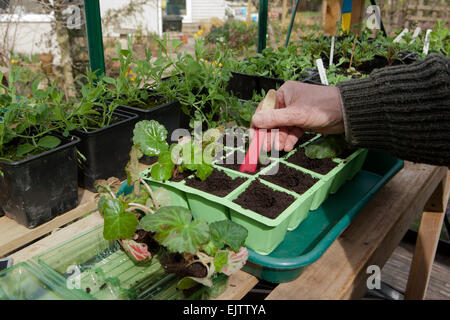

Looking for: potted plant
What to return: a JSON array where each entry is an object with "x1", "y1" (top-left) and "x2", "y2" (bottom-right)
[
  {"x1": 60, "y1": 70, "x2": 138, "y2": 192},
  {"x1": 227, "y1": 44, "x2": 323, "y2": 100},
  {"x1": 155, "y1": 38, "x2": 239, "y2": 130},
  {"x1": 105, "y1": 38, "x2": 189, "y2": 147},
  {"x1": 0, "y1": 67, "x2": 80, "y2": 228}
]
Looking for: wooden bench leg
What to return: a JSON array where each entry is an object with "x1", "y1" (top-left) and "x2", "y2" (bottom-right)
[{"x1": 404, "y1": 170, "x2": 449, "y2": 300}]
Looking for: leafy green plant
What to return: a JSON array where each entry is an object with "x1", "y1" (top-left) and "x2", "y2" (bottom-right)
[
  {"x1": 304, "y1": 134, "x2": 349, "y2": 159},
  {"x1": 139, "y1": 206, "x2": 248, "y2": 292},
  {"x1": 131, "y1": 120, "x2": 222, "y2": 182},
  {"x1": 62, "y1": 70, "x2": 122, "y2": 133},
  {"x1": 228, "y1": 91, "x2": 263, "y2": 127},
  {"x1": 154, "y1": 38, "x2": 236, "y2": 129},
  {"x1": 103, "y1": 37, "x2": 177, "y2": 110},
  {"x1": 233, "y1": 45, "x2": 313, "y2": 81},
  {"x1": 429, "y1": 21, "x2": 450, "y2": 56},
  {"x1": 0, "y1": 65, "x2": 66, "y2": 162}
]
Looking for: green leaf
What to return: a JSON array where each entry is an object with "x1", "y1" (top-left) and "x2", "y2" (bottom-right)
[
  {"x1": 125, "y1": 146, "x2": 143, "y2": 187},
  {"x1": 152, "y1": 187, "x2": 172, "y2": 207},
  {"x1": 102, "y1": 198, "x2": 139, "y2": 240},
  {"x1": 209, "y1": 220, "x2": 248, "y2": 252},
  {"x1": 195, "y1": 163, "x2": 213, "y2": 181},
  {"x1": 202, "y1": 240, "x2": 219, "y2": 256},
  {"x1": 177, "y1": 277, "x2": 198, "y2": 290},
  {"x1": 126, "y1": 188, "x2": 150, "y2": 206},
  {"x1": 103, "y1": 77, "x2": 116, "y2": 85},
  {"x1": 37, "y1": 136, "x2": 61, "y2": 149},
  {"x1": 213, "y1": 251, "x2": 228, "y2": 273},
  {"x1": 207, "y1": 274, "x2": 229, "y2": 298},
  {"x1": 138, "y1": 206, "x2": 209, "y2": 253},
  {"x1": 98, "y1": 195, "x2": 107, "y2": 216},
  {"x1": 133, "y1": 120, "x2": 169, "y2": 157},
  {"x1": 150, "y1": 162, "x2": 174, "y2": 181},
  {"x1": 304, "y1": 135, "x2": 348, "y2": 159},
  {"x1": 16, "y1": 143, "x2": 36, "y2": 158}
]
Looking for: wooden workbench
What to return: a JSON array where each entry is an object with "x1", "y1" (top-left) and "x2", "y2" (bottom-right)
[{"x1": 3, "y1": 161, "x2": 449, "y2": 300}]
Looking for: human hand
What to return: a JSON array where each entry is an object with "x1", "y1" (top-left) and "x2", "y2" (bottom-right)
[{"x1": 251, "y1": 81, "x2": 345, "y2": 152}]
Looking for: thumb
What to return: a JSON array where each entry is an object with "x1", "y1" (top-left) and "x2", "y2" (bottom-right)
[{"x1": 252, "y1": 108, "x2": 303, "y2": 129}]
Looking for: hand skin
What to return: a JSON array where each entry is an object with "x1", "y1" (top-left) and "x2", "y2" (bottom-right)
[{"x1": 250, "y1": 81, "x2": 345, "y2": 152}]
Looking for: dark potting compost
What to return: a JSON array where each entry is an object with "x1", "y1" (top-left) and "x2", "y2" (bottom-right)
[
  {"x1": 286, "y1": 148, "x2": 338, "y2": 175},
  {"x1": 170, "y1": 169, "x2": 191, "y2": 182},
  {"x1": 185, "y1": 169, "x2": 246, "y2": 197},
  {"x1": 217, "y1": 149, "x2": 271, "y2": 175},
  {"x1": 261, "y1": 163, "x2": 318, "y2": 195},
  {"x1": 133, "y1": 229, "x2": 207, "y2": 279},
  {"x1": 233, "y1": 179, "x2": 295, "y2": 219}
]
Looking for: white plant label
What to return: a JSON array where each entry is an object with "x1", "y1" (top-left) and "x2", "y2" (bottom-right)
[
  {"x1": 393, "y1": 28, "x2": 408, "y2": 43},
  {"x1": 329, "y1": 36, "x2": 335, "y2": 67},
  {"x1": 423, "y1": 29, "x2": 432, "y2": 55},
  {"x1": 409, "y1": 27, "x2": 421, "y2": 44},
  {"x1": 316, "y1": 58, "x2": 328, "y2": 86}
]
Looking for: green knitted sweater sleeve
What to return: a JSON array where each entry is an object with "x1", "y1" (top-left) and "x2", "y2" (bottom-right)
[{"x1": 337, "y1": 54, "x2": 450, "y2": 167}]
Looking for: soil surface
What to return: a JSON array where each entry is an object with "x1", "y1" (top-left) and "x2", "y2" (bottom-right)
[
  {"x1": 170, "y1": 169, "x2": 191, "y2": 182},
  {"x1": 286, "y1": 148, "x2": 338, "y2": 175},
  {"x1": 233, "y1": 179, "x2": 296, "y2": 219},
  {"x1": 337, "y1": 148, "x2": 357, "y2": 160},
  {"x1": 217, "y1": 149, "x2": 271, "y2": 175},
  {"x1": 134, "y1": 229, "x2": 207, "y2": 278},
  {"x1": 134, "y1": 229, "x2": 160, "y2": 253},
  {"x1": 261, "y1": 163, "x2": 318, "y2": 195},
  {"x1": 129, "y1": 95, "x2": 169, "y2": 110},
  {"x1": 296, "y1": 133, "x2": 315, "y2": 146},
  {"x1": 185, "y1": 168, "x2": 246, "y2": 197},
  {"x1": 159, "y1": 252, "x2": 207, "y2": 278},
  {"x1": 84, "y1": 113, "x2": 123, "y2": 132}
]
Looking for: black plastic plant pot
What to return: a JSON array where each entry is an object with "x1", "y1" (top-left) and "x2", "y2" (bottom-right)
[
  {"x1": 116, "y1": 92, "x2": 189, "y2": 165},
  {"x1": 300, "y1": 68, "x2": 323, "y2": 85},
  {"x1": 227, "y1": 71, "x2": 260, "y2": 100},
  {"x1": 116, "y1": 93, "x2": 189, "y2": 143},
  {"x1": 0, "y1": 135, "x2": 80, "y2": 228},
  {"x1": 74, "y1": 111, "x2": 138, "y2": 192},
  {"x1": 258, "y1": 75, "x2": 285, "y2": 94}
]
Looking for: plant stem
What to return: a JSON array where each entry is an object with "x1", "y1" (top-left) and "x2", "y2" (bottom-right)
[
  {"x1": 349, "y1": 36, "x2": 358, "y2": 70},
  {"x1": 140, "y1": 177, "x2": 159, "y2": 210},
  {"x1": 127, "y1": 203, "x2": 154, "y2": 214}
]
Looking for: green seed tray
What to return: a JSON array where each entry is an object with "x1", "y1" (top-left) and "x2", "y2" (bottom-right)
[
  {"x1": 32, "y1": 225, "x2": 190, "y2": 300},
  {"x1": 244, "y1": 150, "x2": 404, "y2": 283},
  {"x1": 142, "y1": 133, "x2": 368, "y2": 255}
]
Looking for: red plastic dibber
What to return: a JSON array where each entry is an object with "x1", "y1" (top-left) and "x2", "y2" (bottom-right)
[{"x1": 239, "y1": 89, "x2": 277, "y2": 173}]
